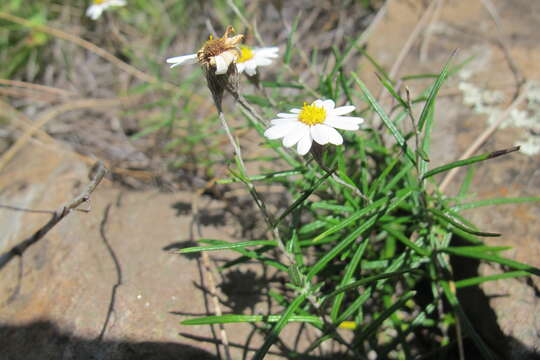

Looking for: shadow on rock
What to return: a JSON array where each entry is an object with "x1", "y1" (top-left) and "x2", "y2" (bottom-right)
[
  {"x1": 219, "y1": 269, "x2": 265, "y2": 313},
  {"x1": 0, "y1": 320, "x2": 217, "y2": 360}
]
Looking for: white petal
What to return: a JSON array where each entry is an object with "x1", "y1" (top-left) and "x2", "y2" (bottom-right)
[
  {"x1": 322, "y1": 125, "x2": 344, "y2": 145},
  {"x1": 271, "y1": 118, "x2": 298, "y2": 125},
  {"x1": 166, "y1": 54, "x2": 198, "y2": 68},
  {"x1": 311, "y1": 124, "x2": 329, "y2": 145},
  {"x1": 86, "y1": 5, "x2": 103, "y2": 19},
  {"x1": 276, "y1": 113, "x2": 298, "y2": 118},
  {"x1": 332, "y1": 105, "x2": 356, "y2": 116},
  {"x1": 236, "y1": 62, "x2": 246, "y2": 73},
  {"x1": 321, "y1": 99, "x2": 335, "y2": 112},
  {"x1": 313, "y1": 99, "x2": 324, "y2": 107},
  {"x1": 264, "y1": 122, "x2": 299, "y2": 140},
  {"x1": 245, "y1": 64, "x2": 257, "y2": 76},
  {"x1": 290, "y1": 108, "x2": 301, "y2": 113},
  {"x1": 214, "y1": 55, "x2": 228, "y2": 75},
  {"x1": 283, "y1": 124, "x2": 309, "y2": 147},
  {"x1": 254, "y1": 47, "x2": 279, "y2": 57},
  {"x1": 324, "y1": 116, "x2": 360, "y2": 130},
  {"x1": 334, "y1": 116, "x2": 364, "y2": 124},
  {"x1": 254, "y1": 58, "x2": 273, "y2": 67},
  {"x1": 297, "y1": 133, "x2": 313, "y2": 155}
]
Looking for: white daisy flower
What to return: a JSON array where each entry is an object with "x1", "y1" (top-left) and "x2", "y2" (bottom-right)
[
  {"x1": 166, "y1": 26, "x2": 243, "y2": 75},
  {"x1": 86, "y1": 0, "x2": 126, "y2": 20},
  {"x1": 264, "y1": 99, "x2": 364, "y2": 156},
  {"x1": 235, "y1": 46, "x2": 279, "y2": 76}
]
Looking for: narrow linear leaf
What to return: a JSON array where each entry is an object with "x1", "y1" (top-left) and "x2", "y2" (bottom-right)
[
  {"x1": 441, "y1": 281, "x2": 497, "y2": 359},
  {"x1": 452, "y1": 196, "x2": 540, "y2": 211},
  {"x1": 330, "y1": 240, "x2": 369, "y2": 321},
  {"x1": 261, "y1": 81, "x2": 304, "y2": 89},
  {"x1": 456, "y1": 270, "x2": 530, "y2": 288},
  {"x1": 275, "y1": 170, "x2": 333, "y2": 225},
  {"x1": 354, "y1": 291, "x2": 416, "y2": 345},
  {"x1": 253, "y1": 293, "x2": 308, "y2": 360},
  {"x1": 326, "y1": 268, "x2": 417, "y2": 302},
  {"x1": 178, "y1": 240, "x2": 276, "y2": 253},
  {"x1": 441, "y1": 247, "x2": 540, "y2": 276},
  {"x1": 352, "y1": 73, "x2": 416, "y2": 165},
  {"x1": 284, "y1": 14, "x2": 300, "y2": 65},
  {"x1": 430, "y1": 208, "x2": 500, "y2": 237},
  {"x1": 423, "y1": 146, "x2": 520, "y2": 180},
  {"x1": 181, "y1": 312, "x2": 320, "y2": 326},
  {"x1": 217, "y1": 168, "x2": 303, "y2": 184},
  {"x1": 417, "y1": 50, "x2": 455, "y2": 132},
  {"x1": 375, "y1": 72, "x2": 409, "y2": 110}
]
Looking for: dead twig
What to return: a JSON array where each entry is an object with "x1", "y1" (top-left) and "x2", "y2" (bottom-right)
[{"x1": 0, "y1": 161, "x2": 108, "y2": 271}]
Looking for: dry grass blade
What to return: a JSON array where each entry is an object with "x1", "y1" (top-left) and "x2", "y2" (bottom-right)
[
  {"x1": 0, "y1": 11, "x2": 177, "y2": 92},
  {"x1": 0, "y1": 78, "x2": 76, "y2": 97},
  {"x1": 0, "y1": 95, "x2": 142, "y2": 172}
]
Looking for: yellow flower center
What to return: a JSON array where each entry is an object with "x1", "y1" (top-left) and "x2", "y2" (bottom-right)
[
  {"x1": 237, "y1": 46, "x2": 254, "y2": 63},
  {"x1": 298, "y1": 102, "x2": 326, "y2": 126},
  {"x1": 93, "y1": 0, "x2": 106, "y2": 4}
]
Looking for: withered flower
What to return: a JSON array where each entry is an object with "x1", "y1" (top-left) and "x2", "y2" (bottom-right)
[{"x1": 166, "y1": 26, "x2": 244, "y2": 108}]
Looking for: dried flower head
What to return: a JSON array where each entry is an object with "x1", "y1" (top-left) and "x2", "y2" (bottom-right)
[
  {"x1": 197, "y1": 26, "x2": 244, "y2": 75},
  {"x1": 166, "y1": 26, "x2": 244, "y2": 76},
  {"x1": 166, "y1": 26, "x2": 244, "y2": 109}
]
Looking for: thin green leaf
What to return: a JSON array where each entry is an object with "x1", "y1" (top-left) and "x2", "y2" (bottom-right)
[
  {"x1": 181, "y1": 312, "x2": 320, "y2": 326},
  {"x1": 455, "y1": 270, "x2": 530, "y2": 288},
  {"x1": 382, "y1": 225, "x2": 430, "y2": 256},
  {"x1": 284, "y1": 14, "x2": 300, "y2": 65},
  {"x1": 260, "y1": 81, "x2": 304, "y2": 89},
  {"x1": 452, "y1": 196, "x2": 540, "y2": 211},
  {"x1": 275, "y1": 170, "x2": 334, "y2": 226},
  {"x1": 352, "y1": 73, "x2": 416, "y2": 165},
  {"x1": 178, "y1": 240, "x2": 276, "y2": 253},
  {"x1": 430, "y1": 208, "x2": 500, "y2": 237},
  {"x1": 217, "y1": 168, "x2": 303, "y2": 184},
  {"x1": 330, "y1": 240, "x2": 369, "y2": 321},
  {"x1": 441, "y1": 247, "x2": 540, "y2": 276},
  {"x1": 441, "y1": 281, "x2": 497, "y2": 359},
  {"x1": 354, "y1": 291, "x2": 416, "y2": 345},
  {"x1": 423, "y1": 146, "x2": 520, "y2": 180},
  {"x1": 417, "y1": 50, "x2": 455, "y2": 132},
  {"x1": 326, "y1": 268, "x2": 417, "y2": 302},
  {"x1": 253, "y1": 293, "x2": 308, "y2": 360},
  {"x1": 375, "y1": 72, "x2": 409, "y2": 110}
]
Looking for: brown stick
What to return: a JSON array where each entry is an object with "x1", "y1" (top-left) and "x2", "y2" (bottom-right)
[{"x1": 0, "y1": 161, "x2": 108, "y2": 271}]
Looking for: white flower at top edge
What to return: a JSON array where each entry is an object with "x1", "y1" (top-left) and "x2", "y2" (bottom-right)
[
  {"x1": 264, "y1": 99, "x2": 364, "y2": 156},
  {"x1": 86, "y1": 0, "x2": 126, "y2": 20},
  {"x1": 235, "y1": 46, "x2": 279, "y2": 76}
]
